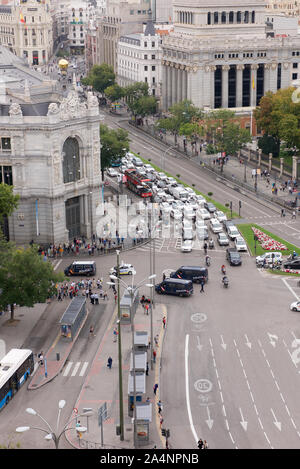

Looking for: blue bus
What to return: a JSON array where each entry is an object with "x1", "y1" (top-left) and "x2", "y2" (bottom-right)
[{"x1": 0, "y1": 349, "x2": 34, "y2": 410}]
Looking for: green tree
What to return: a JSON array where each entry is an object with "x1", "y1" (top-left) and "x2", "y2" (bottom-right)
[
  {"x1": 100, "y1": 124, "x2": 129, "y2": 178},
  {"x1": 156, "y1": 100, "x2": 202, "y2": 144},
  {"x1": 104, "y1": 84, "x2": 125, "y2": 103},
  {"x1": 82, "y1": 64, "x2": 115, "y2": 94},
  {"x1": 0, "y1": 183, "x2": 19, "y2": 224},
  {"x1": 124, "y1": 82, "x2": 149, "y2": 106},
  {"x1": 130, "y1": 95, "x2": 157, "y2": 118},
  {"x1": 215, "y1": 121, "x2": 251, "y2": 155},
  {"x1": 0, "y1": 244, "x2": 65, "y2": 321}
]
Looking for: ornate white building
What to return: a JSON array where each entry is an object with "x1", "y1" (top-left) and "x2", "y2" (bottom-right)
[
  {"x1": 0, "y1": 47, "x2": 102, "y2": 245},
  {"x1": 161, "y1": 0, "x2": 300, "y2": 111}
]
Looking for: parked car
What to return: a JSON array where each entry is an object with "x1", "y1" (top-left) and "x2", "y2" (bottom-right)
[
  {"x1": 256, "y1": 252, "x2": 283, "y2": 267},
  {"x1": 235, "y1": 236, "x2": 247, "y2": 252},
  {"x1": 217, "y1": 232, "x2": 229, "y2": 246},
  {"x1": 110, "y1": 262, "x2": 135, "y2": 275},
  {"x1": 226, "y1": 248, "x2": 242, "y2": 266},
  {"x1": 162, "y1": 194, "x2": 174, "y2": 204},
  {"x1": 204, "y1": 202, "x2": 217, "y2": 213},
  {"x1": 215, "y1": 211, "x2": 227, "y2": 223},
  {"x1": 210, "y1": 219, "x2": 223, "y2": 233},
  {"x1": 283, "y1": 259, "x2": 300, "y2": 270},
  {"x1": 107, "y1": 168, "x2": 118, "y2": 177},
  {"x1": 181, "y1": 240, "x2": 193, "y2": 253},
  {"x1": 155, "y1": 278, "x2": 193, "y2": 297}
]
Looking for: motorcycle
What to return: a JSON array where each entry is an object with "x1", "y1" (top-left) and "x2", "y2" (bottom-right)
[
  {"x1": 222, "y1": 276, "x2": 229, "y2": 288},
  {"x1": 209, "y1": 239, "x2": 214, "y2": 249},
  {"x1": 206, "y1": 256, "x2": 211, "y2": 267}
]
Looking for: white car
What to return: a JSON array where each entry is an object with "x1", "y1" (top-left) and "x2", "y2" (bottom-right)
[
  {"x1": 210, "y1": 219, "x2": 223, "y2": 233},
  {"x1": 183, "y1": 206, "x2": 195, "y2": 220},
  {"x1": 172, "y1": 200, "x2": 185, "y2": 211},
  {"x1": 107, "y1": 168, "x2": 118, "y2": 177},
  {"x1": 170, "y1": 209, "x2": 182, "y2": 220},
  {"x1": 217, "y1": 232, "x2": 229, "y2": 246},
  {"x1": 256, "y1": 252, "x2": 282, "y2": 266},
  {"x1": 186, "y1": 200, "x2": 198, "y2": 211},
  {"x1": 126, "y1": 162, "x2": 135, "y2": 169},
  {"x1": 215, "y1": 211, "x2": 227, "y2": 223},
  {"x1": 144, "y1": 164, "x2": 155, "y2": 173},
  {"x1": 235, "y1": 236, "x2": 247, "y2": 252},
  {"x1": 227, "y1": 225, "x2": 240, "y2": 240},
  {"x1": 160, "y1": 202, "x2": 172, "y2": 214},
  {"x1": 183, "y1": 219, "x2": 193, "y2": 229},
  {"x1": 181, "y1": 240, "x2": 193, "y2": 253},
  {"x1": 157, "y1": 172, "x2": 168, "y2": 181},
  {"x1": 196, "y1": 226, "x2": 208, "y2": 240},
  {"x1": 197, "y1": 208, "x2": 211, "y2": 220},
  {"x1": 195, "y1": 218, "x2": 205, "y2": 229},
  {"x1": 290, "y1": 301, "x2": 300, "y2": 312},
  {"x1": 166, "y1": 177, "x2": 177, "y2": 185},
  {"x1": 162, "y1": 193, "x2": 174, "y2": 204},
  {"x1": 110, "y1": 262, "x2": 135, "y2": 275}
]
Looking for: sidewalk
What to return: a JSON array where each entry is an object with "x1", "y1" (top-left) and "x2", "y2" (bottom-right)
[{"x1": 64, "y1": 300, "x2": 168, "y2": 449}]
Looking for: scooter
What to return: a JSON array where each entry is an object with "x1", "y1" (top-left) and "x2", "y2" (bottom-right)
[
  {"x1": 206, "y1": 255, "x2": 211, "y2": 267},
  {"x1": 222, "y1": 276, "x2": 229, "y2": 288},
  {"x1": 209, "y1": 239, "x2": 214, "y2": 249}
]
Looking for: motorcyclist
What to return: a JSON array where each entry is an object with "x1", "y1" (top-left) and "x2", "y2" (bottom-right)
[
  {"x1": 221, "y1": 264, "x2": 226, "y2": 275},
  {"x1": 222, "y1": 275, "x2": 229, "y2": 286},
  {"x1": 205, "y1": 255, "x2": 211, "y2": 266},
  {"x1": 204, "y1": 241, "x2": 208, "y2": 254},
  {"x1": 292, "y1": 250, "x2": 297, "y2": 259},
  {"x1": 209, "y1": 238, "x2": 214, "y2": 249}
]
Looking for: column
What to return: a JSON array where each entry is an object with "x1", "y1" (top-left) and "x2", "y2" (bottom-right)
[
  {"x1": 280, "y1": 157, "x2": 284, "y2": 177},
  {"x1": 268, "y1": 153, "x2": 273, "y2": 173},
  {"x1": 177, "y1": 66, "x2": 182, "y2": 103},
  {"x1": 203, "y1": 65, "x2": 211, "y2": 107},
  {"x1": 269, "y1": 63, "x2": 278, "y2": 92},
  {"x1": 281, "y1": 62, "x2": 291, "y2": 89},
  {"x1": 162, "y1": 61, "x2": 168, "y2": 111},
  {"x1": 167, "y1": 63, "x2": 172, "y2": 109},
  {"x1": 182, "y1": 67, "x2": 187, "y2": 100},
  {"x1": 221, "y1": 65, "x2": 230, "y2": 108},
  {"x1": 250, "y1": 64, "x2": 258, "y2": 107},
  {"x1": 210, "y1": 65, "x2": 216, "y2": 108},
  {"x1": 292, "y1": 156, "x2": 298, "y2": 180},
  {"x1": 258, "y1": 148, "x2": 262, "y2": 168},
  {"x1": 236, "y1": 64, "x2": 244, "y2": 108},
  {"x1": 263, "y1": 63, "x2": 271, "y2": 94},
  {"x1": 171, "y1": 64, "x2": 177, "y2": 106}
]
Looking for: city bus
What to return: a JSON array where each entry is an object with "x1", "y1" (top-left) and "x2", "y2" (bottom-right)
[{"x1": 0, "y1": 349, "x2": 34, "y2": 410}]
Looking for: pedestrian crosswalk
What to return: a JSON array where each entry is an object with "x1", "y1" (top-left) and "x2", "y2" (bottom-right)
[
  {"x1": 136, "y1": 237, "x2": 227, "y2": 253},
  {"x1": 62, "y1": 361, "x2": 89, "y2": 378}
]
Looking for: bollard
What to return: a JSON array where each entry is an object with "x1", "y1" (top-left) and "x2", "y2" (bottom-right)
[{"x1": 56, "y1": 353, "x2": 60, "y2": 361}]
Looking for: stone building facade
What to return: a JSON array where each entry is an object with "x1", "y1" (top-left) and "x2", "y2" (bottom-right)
[
  {"x1": 0, "y1": 90, "x2": 102, "y2": 245},
  {"x1": 161, "y1": 0, "x2": 300, "y2": 111}
]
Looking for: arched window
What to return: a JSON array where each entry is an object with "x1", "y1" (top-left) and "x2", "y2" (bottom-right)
[
  {"x1": 62, "y1": 137, "x2": 81, "y2": 184},
  {"x1": 229, "y1": 11, "x2": 234, "y2": 23},
  {"x1": 221, "y1": 11, "x2": 226, "y2": 23},
  {"x1": 251, "y1": 11, "x2": 255, "y2": 23},
  {"x1": 237, "y1": 11, "x2": 241, "y2": 23},
  {"x1": 244, "y1": 11, "x2": 249, "y2": 23},
  {"x1": 207, "y1": 12, "x2": 211, "y2": 25},
  {"x1": 214, "y1": 11, "x2": 219, "y2": 24}
]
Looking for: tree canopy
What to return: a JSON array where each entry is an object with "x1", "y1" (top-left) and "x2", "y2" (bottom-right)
[
  {"x1": 82, "y1": 64, "x2": 116, "y2": 94},
  {"x1": 0, "y1": 183, "x2": 19, "y2": 224},
  {"x1": 100, "y1": 124, "x2": 129, "y2": 175},
  {"x1": 0, "y1": 241, "x2": 64, "y2": 321},
  {"x1": 104, "y1": 83, "x2": 125, "y2": 103}
]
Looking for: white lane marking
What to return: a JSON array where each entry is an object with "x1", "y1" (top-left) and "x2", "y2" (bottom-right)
[
  {"x1": 54, "y1": 259, "x2": 62, "y2": 271},
  {"x1": 79, "y1": 362, "x2": 89, "y2": 376},
  {"x1": 71, "y1": 361, "x2": 81, "y2": 376},
  {"x1": 63, "y1": 361, "x2": 73, "y2": 376},
  {"x1": 185, "y1": 335, "x2": 198, "y2": 444},
  {"x1": 282, "y1": 278, "x2": 300, "y2": 301}
]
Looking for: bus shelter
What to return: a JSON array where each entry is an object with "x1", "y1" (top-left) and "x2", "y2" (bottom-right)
[
  {"x1": 127, "y1": 371, "x2": 145, "y2": 416},
  {"x1": 130, "y1": 351, "x2": 147, "y2": 373},
  {"x1": 120, "y1": 287, "x2": 139, "y2": 324},
  {"x1": 59, "y1": 297, "x2": 86, "y2": 341},
  {"x1": 134, "y1": 331, "x2": 149, "y2": 352},
  {"x1": 136, "y1": 403, "x2": 152, "y2": 445}
]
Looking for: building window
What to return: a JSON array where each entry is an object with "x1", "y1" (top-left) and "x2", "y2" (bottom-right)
[
  {"x1": 207, "y1": 12, "x2": 211, "y2": 25},
  {"x1": 229, "y1": 11, "x2": 234, "y2": 23},
  {"x1": 144, "y1": 54, "x2": 148, "y2": 59},
  {"x1": 0, "y1": 137, "x2": 11, "y2": 151},
  {"x1": 62, "y1": 138, "x2": 80, "y2": 184},
  {"x1": 214, "y1": 12, "x2": 218, "y2": 24},
  {"x1": 293, "y1": 63, "x2": 298, "y2": 68},
  {"x1": 251, "y1": 11, "x2": 255, "y2": 23},
  {"x1": 152, "y1": 65, "x2": 156, "y2": 71},
  {"x1": 0, "y1": 165, "x2": 13, "y2": 185},
  {"x1": 152, "y1": 77, "x2": 155, "y2": 84},
  {"x1": 152, "y1": 41, "x2": 155, "y2": 47},
  {"x1": 237, "y1": 11, "x2": 241, "y2": 23},
  {"x1": 151, "y1": 54, "x2": 155, "y2": 59},
  {"x1": 144, "y1": 65, "x2": 148, "y2": 71},
  {"x1": 221, "y1": 11, "x2": 226, "y2": 23},
  {"x1": 292, "y1": 73, "x2": 298, "y2": 80},
  {"x1": 144, "y1": 41, "x2": 147, "y2": 47}
]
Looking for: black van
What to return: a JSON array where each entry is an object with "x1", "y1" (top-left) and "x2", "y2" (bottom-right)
[
  {"x1": 170, "y1": 266, "x2": 208, "y2": 283},
  {"x1": 64, "y1": 261, "x2": 96, "y2": 277},
  {"x1": 155, "y1": 278, "x2": 193, "y2": 297}
]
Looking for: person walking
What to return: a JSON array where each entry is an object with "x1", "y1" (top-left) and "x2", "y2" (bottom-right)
[
  {"x1": 107, "y1": 356, "x2": 113, "y2": 369},
  {"x1": 200, "y1": 278, "x2": 205, "y2": 293},
  {"x1": 157, "y1": 400, "x2": 163, "y2": 415},
  {"x1": 197, "y1": 439, "x2": 204, "y2": 449},
  {"x1": 292, "y1": 210, "x2": 296, "y2": 220},
  {"x1": 162, "y1": 316, "x2": 166, "y2": 328},
  {"x1": 113, "y1": 327, "x2": 118, "y2": 342},
  {"x1": 153, "y1": 383, "x2": 158, "y2": 395},
  {"x1": 89, "y1": 325, "x2": 95, "y2": 338},
  {"x1": 153, "y1": 349, "x2": 157, "y2": 363}
]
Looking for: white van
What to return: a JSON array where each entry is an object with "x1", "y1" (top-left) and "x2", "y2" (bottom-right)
[{"x1": 256, "y1": 252, "x2": 282, "y2": 267}]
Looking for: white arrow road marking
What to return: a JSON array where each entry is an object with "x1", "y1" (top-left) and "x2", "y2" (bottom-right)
[
  {"x1": 239, "y1": 408, "x2": 248, "y2": 431},
  {"x1": 291, "y1": 338, "x2": 300, "y2": 366},
  {"x1": 267, "y1": 333, "x2": 278, "y2": 348},
  {"x1": 205, "y1": 406, "x2": 214, "y2": 430},
  {"x1": 271, "y1": 408, "x2": 282, "y2": 431},
  {"x1": 245, "y1": 334, "x2": 252, "y2": 349},
  {"x1": 196, "y1": 336, "x2": 203, "y2": 352},
  {"x1": 220, "y1": 335, "x2": 227, "y2": 351}
]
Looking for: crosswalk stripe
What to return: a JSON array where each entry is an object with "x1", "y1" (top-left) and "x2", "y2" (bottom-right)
[
  {"x1": 71, "y1": 362, "x2": 81, "y2": 376},
  {"x1": 63, "y1": 362, "x2": 73, "y2": 376},
  {"x1": 79, "y1": 362, "x2": 89, "y2": 376}
]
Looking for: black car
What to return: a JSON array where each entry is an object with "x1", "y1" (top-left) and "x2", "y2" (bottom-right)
[
  {"x1": 283, "y1": 259, "x2": 300, "y2": 270},
  {"x1": 226, "y1": 248, "x2": 242, "y2": 266},
  {"x1": 204, "y1": 202, "x2": 217, "y2": 213}
]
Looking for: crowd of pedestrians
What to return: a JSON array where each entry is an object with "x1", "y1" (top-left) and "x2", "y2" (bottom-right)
[{"x1": 56, "y1": 277, "x2": 109, "y2": 303}]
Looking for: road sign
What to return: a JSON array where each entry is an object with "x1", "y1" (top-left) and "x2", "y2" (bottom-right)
[{"x1": 98, "y1": 402, "x2": 108, "y2": 426}]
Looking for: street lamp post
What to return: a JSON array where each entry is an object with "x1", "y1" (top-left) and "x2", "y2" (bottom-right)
[
  {"x1": 16, "y1": 403, "x2": 93, "y2": 449},
  {"x1": 161, "y1": 144, "x2": 178, "y2": 171},
  {"x1": 116, "y1": 250, "x2": 124, "y2": 441}
]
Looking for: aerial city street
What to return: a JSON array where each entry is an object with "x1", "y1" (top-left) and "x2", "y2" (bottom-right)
[{"x1": 1, "y1": 0, "x2": 300, "y2": 453}]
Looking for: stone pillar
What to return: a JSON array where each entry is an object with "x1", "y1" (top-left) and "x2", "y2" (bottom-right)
[
  {"x1": 222, "y1": 65, "x2": 230, "y2": 108},
  {"x1": 250, "y1": 64, "x2": 259, "y2": 107},
  {"x1": 281, "y1": 62, "x2": 291, "y2": 89},
  {"x1": 162, "y1": 61, "x2": 167, "y2": 111},
  {"x1": 269, "y1": 63, "x2": 278, "y2": 93},
  {"x1": 292, "y1": 155, "x2": 298, "y2": 180},
  {"x1": 182, "y1": 67, "x2": 187, "y2": 100},
  {"x1": 177, "y1": 67, "x2": 182, "y2": 103},
  {"x1": 210, "y1": 65, "x2": 216, "y2": 108},
  {"x1": 167, "y1": 63, "x2": 172, "y2": 109},
  {"x1": 236, "y1": 64, "x2": 244, "y2": 108},
  {"x1": 258, "y1": 148, "x2": 262, "y2": 168},
  {"x1": 268, "y1": 152, "x2": 273, "y2": 172},
  {"x1": 172, "y1": 65, "x2": 177, "y2": 105},
  {"x1": 280, "y1": 157, "x2": 284, "y2": 177},
  {"x1": 264, "y1": 63, "x2": 271, "y2": 94}
]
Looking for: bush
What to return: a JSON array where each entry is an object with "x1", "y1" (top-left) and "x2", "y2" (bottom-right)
[
  {"x1": 206, "y1": 144, "x2": 217, "y2": 155},
  {"x1": 208, "y1": 192, "x2": 213, "y2": 196}
]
